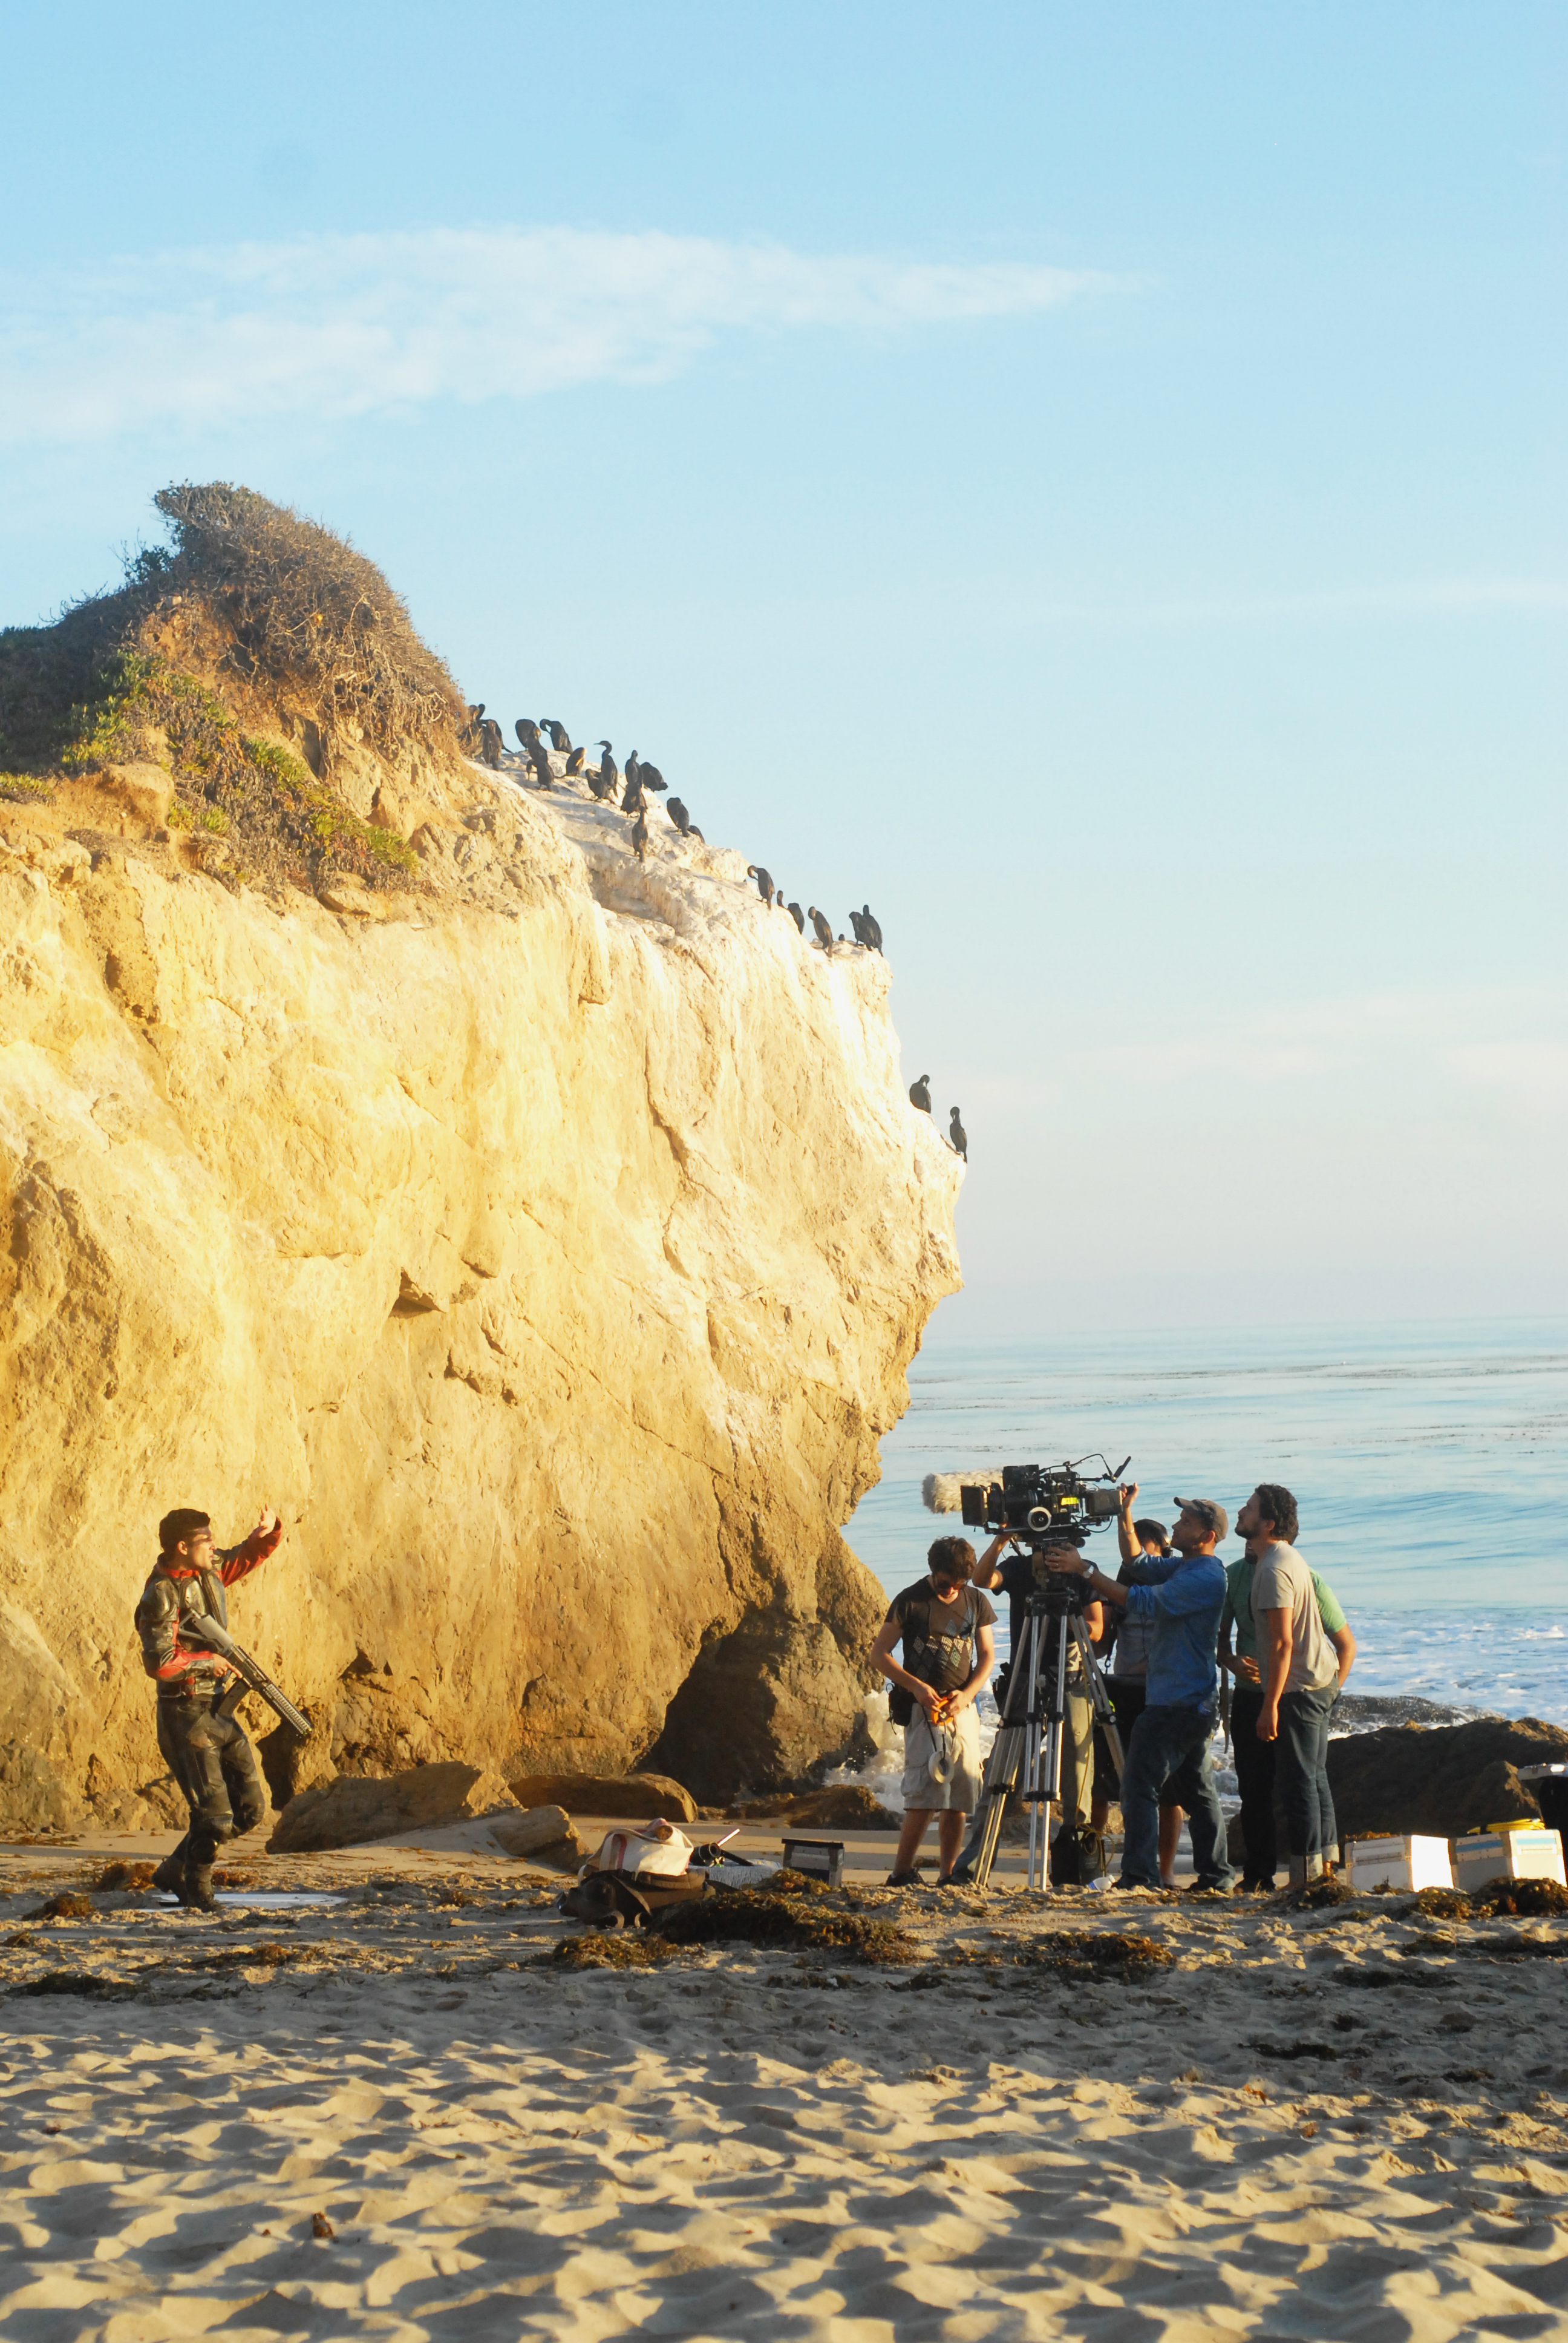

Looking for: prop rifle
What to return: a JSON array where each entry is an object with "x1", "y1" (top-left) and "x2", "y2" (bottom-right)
[{"x1": 180, "y1": 1613, "x2": 312, "y2": 1739}]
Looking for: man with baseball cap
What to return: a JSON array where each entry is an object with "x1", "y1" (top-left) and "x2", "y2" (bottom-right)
[{"x1": 1053, "y1": 1494, "x2": 1234, "y2": 1892}]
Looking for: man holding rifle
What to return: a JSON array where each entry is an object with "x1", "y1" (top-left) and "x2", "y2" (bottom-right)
[{"x1": 136, "y1": 1504, "x2": 285, "y2": 1910}]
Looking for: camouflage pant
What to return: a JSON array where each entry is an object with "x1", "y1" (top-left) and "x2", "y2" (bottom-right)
[{"x1": 156, "y1": 1697, "x2": 267, "y2": 1866}]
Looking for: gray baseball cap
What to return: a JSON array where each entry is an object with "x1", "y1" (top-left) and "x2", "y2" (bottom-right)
[{"x1": 1173, "y1": 1496, "x2": 1229, "y2": 1541}]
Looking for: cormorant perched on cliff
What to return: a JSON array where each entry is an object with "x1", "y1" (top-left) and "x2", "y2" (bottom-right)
[
  {"x1": 594, "y1": 743, "x2": 618, "y2": 801},
  {"x1": 786, "y1": 900, "x2": 805, "y2": 934},
  {"x1": 667, "y1": 796, "x2": 691, "y2": 836},
  {"x1": 631, "y1": 808, "x2": 649, "y2": 862},
  {"x1": 541, "y1": 719, "x2": 573, "y2": 753},
  {"x1": 849, "y1": 909, "x2": 870, "y2": 947},
  {"x1": 746, "y1": 865, "x2": 776, "y2": 905},
  {"x1": 861, "y1": 904, "x2": 884, "y2": 952},
  {"x1": 949, "y1": 1107, "x2": 967, "y2": 1161},
  {"x1": 479, "y1": 718, "x2": 504, "y2": 769},
  {"x1": 515, "y1": 718, "x2": 541, "y2": 753},
  {"x1": 624, "y1": 750, "x2": 641, "y2": 793},
  {"x1": 529, "y1": 742, "x2": 553, "y2": 788},
  {"x1": 808, "y1": 906, "x2": 834, "y2": 949},
  {"x1": 639, "y1": 761, "x2": 667, "y2": 793},
  {"x1": 621, "y1": 768, "x2": 645, "y2": 816},
  {"x1": 689, "y1": 825, "x2": 705, "y2": 842},
  {"x1": 565, "y1": 744, "x2": 586, "y2": 776},
  {"x1": 909, "y1": 1075, "x2": 932, "y2": 1113}
]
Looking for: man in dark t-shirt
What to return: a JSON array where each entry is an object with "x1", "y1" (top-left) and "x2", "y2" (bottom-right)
[{"x1": 871, "y1": 1536, "x2": 996, "y2": 1886}]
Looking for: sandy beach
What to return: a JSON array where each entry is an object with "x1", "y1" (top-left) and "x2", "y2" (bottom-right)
[{"x1": 3, "y1": 1821, "x2": 1567, "y2": 2341}]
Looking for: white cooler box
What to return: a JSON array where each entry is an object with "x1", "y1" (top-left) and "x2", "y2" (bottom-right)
[
  {"x1": 1452, "y1": 1826, "x2": 1567, "y2": 1892},
  {"x1": 1348, "y1": 1833, "x2": 1454, "y2": 1892}
]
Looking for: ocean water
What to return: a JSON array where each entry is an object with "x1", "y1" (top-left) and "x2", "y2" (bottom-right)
[{"x1": 844, "y1": 1316, "x2": 1568, "y2": 1726}]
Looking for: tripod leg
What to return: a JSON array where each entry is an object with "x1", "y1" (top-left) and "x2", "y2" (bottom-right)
[
  {"x1": 958, "y1": 1616, "x2": 1034, "y2": 1892},
  {"x1": 1073, "y1": 1617, "x2": 1125, "y2": 1781}
]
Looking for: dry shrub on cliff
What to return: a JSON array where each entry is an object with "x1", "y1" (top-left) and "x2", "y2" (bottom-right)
[
  {"x1": 0, "y1": 481, "x2": 463, "y2": 891},
  {"x1": 145, "y1": 482, "x2": 463, "y2": 759}
]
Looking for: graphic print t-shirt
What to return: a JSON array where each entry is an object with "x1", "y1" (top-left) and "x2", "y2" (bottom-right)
[{"x1": 886, "y1": 1579, "x2": 996, "y2": 1694}]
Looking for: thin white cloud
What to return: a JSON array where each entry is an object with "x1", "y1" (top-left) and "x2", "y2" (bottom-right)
[{"x1": 0, "y1": 226, "x2": 1099, "y2": 445}]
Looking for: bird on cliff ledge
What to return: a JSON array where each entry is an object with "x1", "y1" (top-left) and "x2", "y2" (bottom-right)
[
  {"x1": 786, "y1": 900, "x2": 805, "y2": 934},
  {"x1": 515, "y1": 718, "x2": 541, "y2": 752},
  {"x1": 909, "y1": 1075, "x2": 932, "y2": 1113},
  {"x1": 746, "y1": 865, "x2": 776, "y2": 905},
  {"x1": 593, "y1": 743, "x2": 618, "y2": 801},
  {"x1": 631, "y1": 808, "x2": 650, "y2": 862},
  {"x1": 949, "y1": 1107, "x2": 968, "y2": 1160},
  {"x1": 861, "y1": 903, "x2": 884, "y2": 952},
  {"x1": 667, "y1": 796, "x2": 691, "y2": 836},
  {"x1": 564, "y1": 744, "x2": 586, "y2": 776},
  {"x1": 808, "y1": 906, "x2": 834, "y2": 950},
  {"x1": 540, "y1": 718, "x2": 573, "y2": 753}
]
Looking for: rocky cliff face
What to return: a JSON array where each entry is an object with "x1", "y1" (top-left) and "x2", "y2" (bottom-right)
[{"x1": 0, "y1": 760, "x2": 961, "y2": 1827}]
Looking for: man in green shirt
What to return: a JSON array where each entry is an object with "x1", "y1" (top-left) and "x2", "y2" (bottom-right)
[{"x1": 1217, "y1": 1501, "x2": 1356, "y2": 1890}]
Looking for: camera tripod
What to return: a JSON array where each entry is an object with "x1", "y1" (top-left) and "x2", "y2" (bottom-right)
[{"x1": 956, "y1": 1587, "x2": 1125, "y2": 1893}]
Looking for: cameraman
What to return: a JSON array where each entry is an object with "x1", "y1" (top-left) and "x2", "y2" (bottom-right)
[
  {"x1": 1053, "y1": 1497, "x2": 1235, "y2": 1893},
  {"x1": 982, "y1": 1530, "x2": 1103, "y2": 1856},
  {"x1": 871, "y1": 1536, "x2": 996, "y2": 1886},
  {"x1": 1094, "y1": 1488, "x2": 1184, "y2": 1887}
]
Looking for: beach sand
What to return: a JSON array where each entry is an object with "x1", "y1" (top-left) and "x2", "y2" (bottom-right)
[{"x1": 2, "y1": 1823, "x2": 1567, "y2": 2341}]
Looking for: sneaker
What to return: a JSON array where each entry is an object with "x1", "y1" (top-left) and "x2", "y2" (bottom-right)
[{"x1": 886, "y1": 1869, "x2": 924, "y2": 1888}]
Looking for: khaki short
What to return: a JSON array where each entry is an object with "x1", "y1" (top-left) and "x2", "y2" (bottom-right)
[{"x1": 901, "y1": 1704, "x2": 983, "y2": 1813}]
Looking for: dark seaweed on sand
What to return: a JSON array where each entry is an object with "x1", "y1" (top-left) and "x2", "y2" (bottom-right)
[
  {"x1": 952, "y1": 1929, "x2": 1174, "y2": 1984},
  {"x1": 552, "y1": 1934, "x2": 683, "y2": 1972},
  {"x1": 653, "y1": 1891, "x2": 918, "y2": 1966}
]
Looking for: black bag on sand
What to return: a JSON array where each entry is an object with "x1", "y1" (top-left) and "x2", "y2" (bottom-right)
[{"x1": 1050, "y1": 1824, "x2": 1106, "y2": 1887}]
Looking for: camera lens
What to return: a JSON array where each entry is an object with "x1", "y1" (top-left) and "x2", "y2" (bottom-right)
[{"x1": 1027, "y1": 1504, "x2": 1051, "y2": 1532}]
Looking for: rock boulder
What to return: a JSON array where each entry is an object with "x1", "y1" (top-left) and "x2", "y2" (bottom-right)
[
  {"x1": 504, "y1": 1772, "x2": 699, "y2": 1824},
  {"x1": 645, "y1": 1614, "x2": 876, "y2": 1802},
  {"x1": 267, "y1": 1762, "x2": 518, "y2": 1852},
  {"x1": 1328, "y1": 1716, "x2": 1568, "y2": 1843}
]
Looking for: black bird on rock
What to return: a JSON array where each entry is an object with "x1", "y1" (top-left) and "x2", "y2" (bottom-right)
[
  {"x1": 949, "y1": 1107, "x2": 967, "y2": 1161},
  {"x1": 624, "y1": 750, "x2": 641, "y2": 793},
  {"x1": 479, "y1": 718, "x2": 504, "y2": 769},
  {"x1": 515, "y1": 717, "x2": 541, "y2": 750},
  {"x1": 639, "y1": 762, "x2": 667, "y2": 793},
  {"x1": 541, "y1": 719, "x2": 573, "y2": 753},
  {"x1": 529, "y1": 742, "x2": 553, "y2": 788},
  {"x1": 786, "y1": 900, "x2": 805, "y2": 934},
  {"x1": 593, "y1": 743, "x2": 618, "y2": 801},
  {"x1": 909, "y1": 1075, "x2": 932, "y2": 1113},
  {"x1": 808, "y1": 905, "x2": 834, "y2": 949},
  {"x1": 667, "y1": 797, "x2": 691, "y2": 836},
  {"x1": 849, "y1": 910, "x2": 871, "y2": 947},
  {"x1": 631, "y1": 808, "x2": 649, "y2": 862},
  {"x1": 565, "y1": 744, "x2": 586, "y2": 776},
  {"x1": 746, "y1": 865, "x2": 776, "y2": 905},
  {"x1": 622, "y1": 769, "x2": 645, "y2": 816},
  {"x1": 862, "y1": 904, "x2": 883, "y2": 952}
]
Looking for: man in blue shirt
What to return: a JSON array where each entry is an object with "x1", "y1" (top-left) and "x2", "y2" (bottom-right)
[{"x1": 1054, "y1": 1495, "x2": 1235, "y2": 1892}]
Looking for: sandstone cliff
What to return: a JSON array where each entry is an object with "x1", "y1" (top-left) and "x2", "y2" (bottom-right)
[{"x1": 0, "y1": 497, "x2": 962, "y2": 1830}]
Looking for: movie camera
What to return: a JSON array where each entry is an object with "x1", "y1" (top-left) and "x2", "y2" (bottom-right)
[{"x1": 959, "y1": 1460, "x2": 1130, "y2": 1607}]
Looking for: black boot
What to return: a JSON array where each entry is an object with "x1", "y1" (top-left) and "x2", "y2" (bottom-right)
[
  {"x1": 175, "y1": 1864, "x2": 218, "y2": 1912},
  {"x1": 151, "y1": 1845, "x2": 187, "y2": 1895}
]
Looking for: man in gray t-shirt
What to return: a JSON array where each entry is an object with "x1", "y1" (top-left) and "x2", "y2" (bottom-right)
[{"x1": 1237, "y1": 1480, "x2": 1339, "y2": 1886}]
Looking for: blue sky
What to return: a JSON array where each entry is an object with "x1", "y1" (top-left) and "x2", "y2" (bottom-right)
[{"x1": 4, "y1": 4, "x2": 1564, "y2": 1335}]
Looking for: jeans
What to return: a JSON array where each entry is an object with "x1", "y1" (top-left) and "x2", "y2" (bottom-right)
[
  {"x1": 1277, "y1": 1681, "x2": 1338, "y2": 1866},
  {"x1": 1230, "y1": 1685, "x2": 1277, "y2": 1886},
  {"x1": 1120, "y1": 1703, "x2": 1234, "y2": 1891}
]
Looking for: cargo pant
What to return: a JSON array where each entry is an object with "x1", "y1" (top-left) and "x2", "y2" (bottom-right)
[{"x1": 156, "y1": 1696, "x2": 267, "y2": 1867}]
